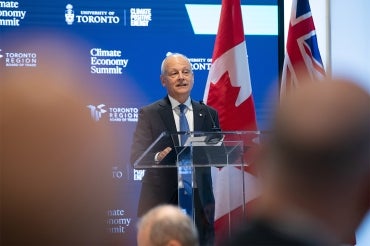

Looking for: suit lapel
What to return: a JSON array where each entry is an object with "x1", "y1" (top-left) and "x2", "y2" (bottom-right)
[
  {"x1": 158, "y1": 97, "x2": 178, "y2": 145},
  {"x1": 192, "y1": 100, "x2": 206, "y2": 131},
  {"x1": 157, "y1": 98, "x2": 207, "y2": 144}
]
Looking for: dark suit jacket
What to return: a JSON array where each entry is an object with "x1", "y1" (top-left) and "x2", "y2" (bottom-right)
[{"x1": 130, "y1": 96, "x2": 220, "y2": 222}]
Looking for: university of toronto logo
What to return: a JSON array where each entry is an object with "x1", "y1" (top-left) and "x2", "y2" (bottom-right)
[{"x1": 65, "y1": 4, "x2": 74, "y2": 25}]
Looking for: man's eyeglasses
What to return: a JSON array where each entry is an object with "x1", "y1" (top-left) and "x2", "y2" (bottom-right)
[{"x1": 165, "y1": 69, "x2": 192, "y2": 79}]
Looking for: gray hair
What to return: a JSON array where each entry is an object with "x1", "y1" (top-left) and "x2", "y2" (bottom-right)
[
  {"x1": 137, "y1": 205, "x2": 199, "y2": 246},
  {"x1": 160, "y1": 52, "x2": 192, "y2": 75}
]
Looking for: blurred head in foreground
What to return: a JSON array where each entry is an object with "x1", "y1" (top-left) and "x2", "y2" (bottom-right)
[
  {"x1": 263, "y1": 77, "x2": 370, "y2": 242},
  {"x1": 0, "y1": 36, "x2": 120, "y2": 245},
  {"x1": 137, "y1": 205, "x2": 199, "y2": 246},
  {"x1": 228, "y1": 77, "x2": 370, "y2": 245}
]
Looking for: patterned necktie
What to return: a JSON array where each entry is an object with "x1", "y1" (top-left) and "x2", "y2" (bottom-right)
[
  {"x1": 178, "y1": 103, "x2": 193, "y2": 217},
  {"x1": 179, "y1": 104, "x2": 189, "y2": 146}
]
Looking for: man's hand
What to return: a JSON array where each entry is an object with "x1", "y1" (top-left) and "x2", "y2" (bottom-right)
[{"x1": 155, "y1": 147, "x2": 172, "y2": 162}]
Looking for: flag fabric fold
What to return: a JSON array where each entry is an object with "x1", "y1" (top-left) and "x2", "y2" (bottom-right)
[
  {"x1": 203, "y1": 0, "x2": 259, "y2": 243},
  {"x1": 203, "y1": 0, "x2": 257, "y2": 131},
  {"x1": 281, "y1": 0, "x2": 325, "y2": 96}
]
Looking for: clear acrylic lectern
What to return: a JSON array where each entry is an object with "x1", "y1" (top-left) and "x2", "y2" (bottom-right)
[{"x1": 133, "y1": 131, "x2": 261, "y2": 241}]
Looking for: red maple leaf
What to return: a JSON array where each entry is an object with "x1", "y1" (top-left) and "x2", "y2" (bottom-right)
[{"x1": 207, "y1": 72, "x2": 257, "y2": 131}]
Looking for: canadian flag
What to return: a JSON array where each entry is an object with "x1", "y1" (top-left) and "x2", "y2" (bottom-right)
[{"x1": 203, "y1": 0, "x2": 260, "y2": 243}]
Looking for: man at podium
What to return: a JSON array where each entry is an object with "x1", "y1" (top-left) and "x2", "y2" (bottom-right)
[{"x1": 130, "y1": 53, "x2": 220, "y2": 245}]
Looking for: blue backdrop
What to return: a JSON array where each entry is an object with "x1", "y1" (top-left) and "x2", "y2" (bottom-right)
[{"x1": 1, "y1": 0, "x2": 282, "y2": 244}]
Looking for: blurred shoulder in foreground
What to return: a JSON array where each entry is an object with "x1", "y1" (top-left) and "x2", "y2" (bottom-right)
[
  {"x1": 226, "y1": 77, "x2": 370, "y2": 245},
  {"x1": 0, "y1": 35, "x2": 122, "y2": 245}
]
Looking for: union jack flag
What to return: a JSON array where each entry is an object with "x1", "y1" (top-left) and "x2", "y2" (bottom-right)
[{"x1": 281, "y1": 0, "x2": 325, "y2": 96}]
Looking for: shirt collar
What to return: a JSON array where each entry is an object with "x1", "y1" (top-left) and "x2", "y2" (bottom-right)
[{"x1": 168, "y1": 95, "x2": 192, "y2": 111}]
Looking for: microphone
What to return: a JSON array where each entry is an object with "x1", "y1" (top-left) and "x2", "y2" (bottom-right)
[
  {"x1": 199, "y1": 100, "x2": 223, "y2": 144},
  {"x1": 199, "y1": 100, "x2": 220, "y2": 131}
]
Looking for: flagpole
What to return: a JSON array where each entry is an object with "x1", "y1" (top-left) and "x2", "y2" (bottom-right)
[
  {"x1": 325, "y1": 0, "x2": 332, "y2": 77},
  {"x1": 278, "y1": 0, "x2": 285, "y2": 89}
]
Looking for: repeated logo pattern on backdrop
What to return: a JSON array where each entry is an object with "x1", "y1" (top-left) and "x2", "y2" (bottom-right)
[{"x1": 1, "y1": 0, "x2": 281, "y2": 244}]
